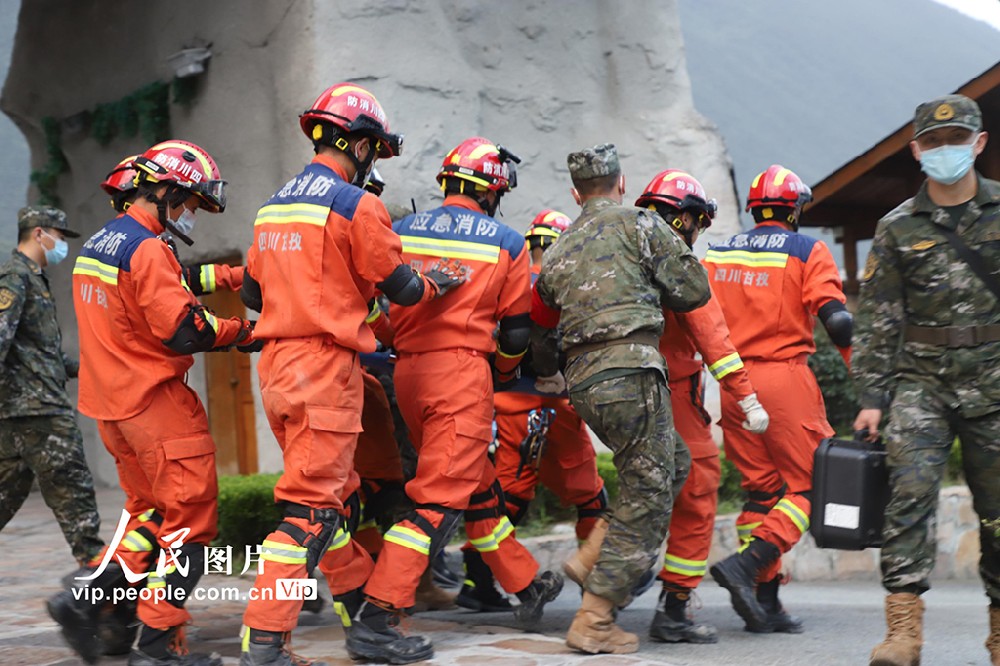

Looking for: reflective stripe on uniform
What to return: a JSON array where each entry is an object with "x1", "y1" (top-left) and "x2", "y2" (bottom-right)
[
  {"x1": 707, "y1": 352, "x2": 744, "y2": 380},
  {"x1": 254, "y1": 202, "x2": 330, "y2": 227},
  {"x1": 737, "y1": 521, "x2": 762, "y2": 545},
  {"x1": 122, "y1": 530, "x2": 154, "y2": 553},
  {"x1": 73, "y1": 256, "x2": 119, "y2": 285},
  {"x1": 261, "y1": 539, "x2": 308, "y2": 565},
  {"x1": 705, "y1": 250, "x2": 789, "y2": 269},
  {"x1": 400, "y1": 236, "x2": 501, "y2": 264},
  {"x1": 146, "y1": 563, "x2": 176, "y2": 590},
  {"x1": 469, "y1": 516, "x2": 515, "y2": 553},
  {"x1": 138, "y1": 509, "x2": 157, "y2": 522},
  {"x1": 662, "y1": 552, "x2": 708, "y2": 577},
  {"x1": 383, "y1": 525, "x2": 431, "y2": 555},
  {"x1": 326, "y1": 527, "x2": 351, "y2": 552},
  {"x1": 775, "y1": 498, "x2": 809, "y2": 534},
  {"x1": 200, "y1": 265, "x2": 216, "y2": 293}
]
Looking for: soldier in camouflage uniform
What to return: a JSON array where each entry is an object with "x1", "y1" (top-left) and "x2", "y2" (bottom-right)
[
  {"x1": 0, "y1": 206, "x2": 103, "y2": 565},
  {"x1": 853, "y1": 94, "x2": 1000, "y2": 666},
  {"x1": 531, "y1": 143, "x2": 710, "y2": 654}
]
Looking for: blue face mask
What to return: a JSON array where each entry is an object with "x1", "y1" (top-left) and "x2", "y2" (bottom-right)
[
  {"x1": 919, "y1": 140, "x2": 977, "y2": 185},
  {"x1": 170, "y1": 208, "x2": 197, "y2": 236},
  {"x1": 40, "y1": 230, "x2": 68, "y2": 266}
]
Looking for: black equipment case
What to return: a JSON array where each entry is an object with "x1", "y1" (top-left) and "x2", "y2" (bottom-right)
[{"x1": 810, "y1": 434, "x2": 889, "y2": 550}]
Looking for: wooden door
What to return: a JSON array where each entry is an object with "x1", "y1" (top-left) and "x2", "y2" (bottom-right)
[{"x1": 200, "y1": 258, "x2": 258, "y2": 475}]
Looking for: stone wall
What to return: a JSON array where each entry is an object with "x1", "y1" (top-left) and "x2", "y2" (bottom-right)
[
  {"x1": 523, "y1": 487, "x2": 982, "y2": 582},
  {"x1": 2, "y1": 0, "x2": 739, "y2": 485}
]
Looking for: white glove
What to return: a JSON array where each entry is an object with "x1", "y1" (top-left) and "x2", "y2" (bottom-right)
[
  {"x1": 535, "y1": 372, "x2": 567, "y2": 395},
  {"x1": 738, "y1": 393, "x2": 769, "y2": 434}
]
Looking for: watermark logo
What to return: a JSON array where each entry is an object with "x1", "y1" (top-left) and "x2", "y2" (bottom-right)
[{"x1": 275, "y1": 578, "x2": 317, "y2": 601}]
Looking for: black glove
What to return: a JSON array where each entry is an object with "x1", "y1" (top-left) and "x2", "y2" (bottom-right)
[
  {"x1": 423, "y1": 258, "x2": 467, "y2": 298},
  {"x1": 234, "y1": 319, "x2": 263, "y2": 353}
]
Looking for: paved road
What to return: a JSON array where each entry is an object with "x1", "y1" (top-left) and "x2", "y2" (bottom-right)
[{"x1": 1, "y1": 488, "x2": 993, "y2": 665}]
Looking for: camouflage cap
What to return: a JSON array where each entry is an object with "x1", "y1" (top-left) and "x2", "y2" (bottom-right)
[
  {"x1": 914, "y1": 94, "x2": 982, "y2": 138},
  {"x1": 17, "y1": 205, "x2": 79, "y2": 238},
  {"x1": 567, "y1": 143, "x2": 620, "y2": 181}
]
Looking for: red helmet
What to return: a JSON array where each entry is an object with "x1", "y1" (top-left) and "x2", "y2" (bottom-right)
[
  {"x1": 745, "y1": 164, "x2": 812, "y2": 212},
  {"x1": 635, "y1": 169, "x2": 717, "y2": 229},
  {"x1": 100, "y1": 155, "x2": 139, "y2": 196},
  {"x1": 132, "y1": 140, "x2": 227, "y2": 213},
  {"x1": 299, "y1": 83, "x2": 402, "y2": 158},
  {"x1": 525, "y1": 209, "x2": 572, "y2": 250},
  {"x1": 437, "y1": 137, "x2": 520, "y2": 193}
]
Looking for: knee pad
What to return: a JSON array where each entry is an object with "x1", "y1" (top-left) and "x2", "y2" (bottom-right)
[
  {"x1": 278, "y1": 503, "x2": 343, "y2": 576},
  {"x1": 411, "y1": 504, "x2": 463, "y2": 560},
  {"x1": 465, "y1": 481, "x2": 506, "y2": 523},
  {"x1": 742, "y1": 487, "x2": 786, "y2": 516},
  {"x1": 575, "y1": 486, "x2": 609, "y2": 520},
  {"x1": 504, "y1": 494, "x2": 531, "y2": 526}
]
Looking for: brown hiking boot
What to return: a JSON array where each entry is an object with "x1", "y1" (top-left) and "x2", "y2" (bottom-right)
[
  {"x1": 566, "y1": 591, "x2": 639, "y2": 655},
  {"x1": 411, "y1": 567, "x2": 456, "y2": 612},
  {"x1": 987, "y1": 606, "x2": 1000, "y2": 666},
  {"x1": 869, "y1": 593, "x2": 923, "y2": 666},
  {"x1": 563, "y1": 518, "x2": 608, "y2": 586}
]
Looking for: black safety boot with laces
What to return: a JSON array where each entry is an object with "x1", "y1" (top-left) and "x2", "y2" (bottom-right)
[
  {"x1": 128, "y1": 624, "x2": 222, "y2": 666},
  {"x1": 709, "y1": 538, "x2": 780, "y2": 633},
  {"x1": 344, "y1": 599, "x2": 434, "y2": 664},
  {"x1": 513, "y1": 570, "x2": 564, "y2": 627},
  {"x1": 755, "y1": 576, "x2": 803, "y2": 633},
  {"x1": 239, "y1": 628, "x2": 327, "y2": 666},
  {"x1": 455, "y1": 550, "x2": 512, "y2": 612},
  {"x1": 649, "y1": 586, "x2": 718, "y2": 643}
]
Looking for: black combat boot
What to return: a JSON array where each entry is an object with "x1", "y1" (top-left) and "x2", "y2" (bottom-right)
[
  {"x1": 648, "y1": 586, "x2": 718, "y2": 644},
  {"x1": 513, "y1": 570, "x2": 564, "y2": 627},
  {"x1": 344, "y1": 599, "x2": 434, "y2": 664},
  {"x1": 47, "y1": 563, "x2": 129, "y2": 664},
  {"x1": 430, "y1": 550, "x2": 462, "y2": 589},
  {"x1": 128, "y1": 624, "x2": 222, "y2": 666},
  {"x1": 456, "y1": 550, "x2": 512, "y2": 612},
  {"x1": 239, "y1": 628, "x2": 326, "y2": 666},
  {"x1": 755, "y1": 576, "x2": 803, "y2": 633},
  {"x1": 709, "y1": 539, "x2": 780, "y2": 633}
]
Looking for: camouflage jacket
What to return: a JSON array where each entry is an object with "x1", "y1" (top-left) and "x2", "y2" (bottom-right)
[
  {"x1": 0, "y1": 250, "x2": 76, "y2": 419},
  {"x1": 533, "y1": 197, "x2": 710, "y2": 390},
  {"x1": 853, "y1": 173, "x2": 1000, "y2": 417}
]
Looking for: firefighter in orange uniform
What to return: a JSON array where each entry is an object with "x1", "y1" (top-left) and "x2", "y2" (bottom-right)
[
  {"x1": 457, "y1": 209, "x2": 607, "y2": 613},
  {"x1": 634, "y1": 169, "x2": 770, "y2": 643},
  {"x1": 101, "y1": 154, "x2": 246, "y2": 298},
  {"x1": 706, "y1": 165, "x2": 851, "y2": 634},
  {"x1": 238, "y1": 83, "x2": 464, "y2": 666},
  {"x1": 350, "y1": 138, "x2": 563, "y2": 664},
  {"x1": 64, "y1": 140, "x2": 256, "y2": 666}
]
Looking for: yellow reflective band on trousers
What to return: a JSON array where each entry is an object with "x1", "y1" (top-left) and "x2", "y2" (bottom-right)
[
  {"x1": 138, "y1": 509, "x2": 157, "y2": 522},
  {"x1": 663, "y1": 552, "x2": 707, "y2": 577},
  {"x1": 261, "y1": 539, "x2": 308, "y2": 565},
  {"x1": 146, "y1": 563, "x2": 177, "y2": 590},
  {"x1": 469, "y1": 516, "x2": 515, "y2": 553},
  {"x1": 326, "y1": 527, "x2": 351, "y2": 552},
  {"x1": 708, "y1": 352, "x2": 744, "y2": 380},
  {"x1": 737, "y1": 521, "x2": 762, "y2": 546},
  {"x1": 384, "y1": 525, "x2": 431, "y2": 556},
  {"x1": 122, "y1": 529, "x2": 154, "y2": 553},
  {"x1": 775, "y1": 498, "x2": 809, "y2": 534}
]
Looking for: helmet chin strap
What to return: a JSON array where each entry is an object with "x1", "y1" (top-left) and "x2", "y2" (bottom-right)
[
  {"x1": 346, "y1": 141, "x2": 377, "y2": 187},
  {"x1": 480, "y1": 191, "x2": 502, "y2": 217},
  {"x1": 147, "y1": 185, "x2": 195, "y2": 246}
]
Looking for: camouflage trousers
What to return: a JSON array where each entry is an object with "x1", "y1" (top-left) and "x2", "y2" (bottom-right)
[
  {"x1": 0, "y1": 414, "x2": 103, "y2": 563},
  {"x1": 570, "y1": 370, "x2": 690, "y2": 606},
  {"x1": 882, "y1": 381, "x2": 1000, "y2": 603}
]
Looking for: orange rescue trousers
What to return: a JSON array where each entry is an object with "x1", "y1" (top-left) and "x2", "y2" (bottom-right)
[
  {"x1": 658, "y1": 378, "x2": 721, "y2": 589},
  {"x1": 96, "y1": 379, "x2": 217, "y2": 629},
  {"x1": 720, "y1": 357, "x2": 832, "y2": 582},
  {"x1": 364, "y1": 351, "x2": 538, "y2": 610},
  {"x1": 243, "y1": 337, "x2": 374, "y2": 632}
]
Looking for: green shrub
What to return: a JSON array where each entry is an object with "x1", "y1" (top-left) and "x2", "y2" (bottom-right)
[
  {"x1": 717, "y1": 451, "x2": 743, "y2": 515},
  {"x1": 215, "y1": 473, "x2": 282, "y2": 552}
]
